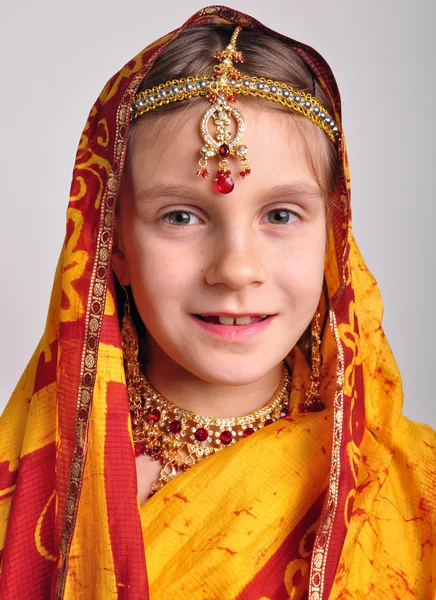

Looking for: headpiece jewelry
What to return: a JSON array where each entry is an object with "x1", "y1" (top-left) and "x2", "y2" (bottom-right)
[{"x1": 131, "y1": 26, "x2": 340, "y2": 194}]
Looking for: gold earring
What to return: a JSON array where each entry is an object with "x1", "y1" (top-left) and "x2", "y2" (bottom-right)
[
  {"x1": 302, "y1": 311, "x2": 325, "y2": 412},
  {"x1": 120, "y1": 285, "x2": 142, "y2": 384},
  {"x1": 120, "y1": 286, "x2": 149, "y2": 447}
]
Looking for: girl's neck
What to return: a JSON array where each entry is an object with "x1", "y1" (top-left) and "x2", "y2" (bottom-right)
[{"x1": 141, "y1": 337, "x2": 284, "y2": 418}]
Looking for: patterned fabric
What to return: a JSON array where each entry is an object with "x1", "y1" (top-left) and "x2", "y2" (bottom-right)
[{"x1": 0, "y1": 6, "x2": 435, "y2": 599}]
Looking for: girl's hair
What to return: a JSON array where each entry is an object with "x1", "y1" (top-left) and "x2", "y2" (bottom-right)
[{"x1": 130, "y1": 25, "x2": 340, "y2": 211}]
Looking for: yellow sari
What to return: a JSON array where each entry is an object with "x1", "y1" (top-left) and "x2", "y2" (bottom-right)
[{"x1": 0, "y1": 6, "x2": 434, "y2": 599}]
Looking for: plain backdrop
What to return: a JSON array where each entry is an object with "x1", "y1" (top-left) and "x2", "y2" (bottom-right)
[{"x1": 1, "y1": 1, "x2": 434, "y2": 428}]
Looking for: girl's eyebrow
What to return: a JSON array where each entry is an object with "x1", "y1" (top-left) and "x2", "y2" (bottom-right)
[
  {"x1": 258, "y1": 182, "x2": 323, "y2": 202},
  {"x1": 133, "y1": 182, "x2": 323, "y2": 205},
  {"x1": 134, "y1": 184, "x2": 206, "y2": 205}
]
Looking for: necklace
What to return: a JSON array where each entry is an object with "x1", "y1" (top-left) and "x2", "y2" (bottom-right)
[{"x1": 128, "y1": 361, "x2": 291, "y2": 497}]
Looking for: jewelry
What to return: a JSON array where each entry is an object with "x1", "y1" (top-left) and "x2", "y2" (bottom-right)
[
  {"x1": 130, "y1": 26, "x2": 340, "y2": 195},
  {"x1": 121, "y1": 297, "x2": 291, "y2": 496},
  {"x1": 302, "y1": 311, "x2": 325, "y2": 412}
]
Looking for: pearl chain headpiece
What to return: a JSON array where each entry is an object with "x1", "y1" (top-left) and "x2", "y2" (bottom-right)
[{"x1": 130, "y1": 26, "x2": 340, "y2": 194}]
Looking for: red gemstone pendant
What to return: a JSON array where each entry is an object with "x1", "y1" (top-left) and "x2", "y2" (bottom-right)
[{"x1": 216, "y1": 174, "x2": 234, "y2": 194}]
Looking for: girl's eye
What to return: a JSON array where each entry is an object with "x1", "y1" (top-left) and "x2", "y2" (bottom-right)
[
  {"x1": 161, "y1": 211, "x2": 201, "y2": 226},
  {"x1": 265, "y1": 209, "x2": 299, "y2": 225},
  {"x1": 161, "y1": 208, "x2": 299, "y2": 227}
]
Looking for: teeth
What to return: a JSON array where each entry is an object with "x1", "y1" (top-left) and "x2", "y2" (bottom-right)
[
  {"x1": 235, "y1": 316, "x2": 251, "y2": 325},
  {"x1": 200, "y1": 315, "x2": 269, "y2": 326},
  {"x1": 219, "y1": 315, "x2": 236, "y2": 325}
]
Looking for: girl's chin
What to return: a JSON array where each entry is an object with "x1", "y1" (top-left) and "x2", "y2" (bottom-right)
[{"x1": 168, "y1": 349, "x2": 287, "y2": 384}]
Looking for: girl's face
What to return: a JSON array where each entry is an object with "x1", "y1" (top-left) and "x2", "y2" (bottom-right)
[{"x1": 113, "y1": 105, "x2": 327, "y2": 385}]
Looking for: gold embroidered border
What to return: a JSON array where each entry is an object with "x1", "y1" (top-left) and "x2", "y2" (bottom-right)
[
  {"x1": 53, "y1": 77, "x2": 144, "y2": 600},
  {"x1": 53, "y1": 29, "x2": 181, "y2": 591},
  {"x1": 54, "y1": 22, "x2": 197, "y2": 595},
  {"x1": 307, "y1": 307, "x2": 345, "y2": 600},
  {"x1": 54, "y1": 180, "x2": 122, "y2": 595}
]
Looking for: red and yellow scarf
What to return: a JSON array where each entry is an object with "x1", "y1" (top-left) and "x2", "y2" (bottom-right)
[{"x1": 1, "y1": 6, "x2": 434, "y2": 599}]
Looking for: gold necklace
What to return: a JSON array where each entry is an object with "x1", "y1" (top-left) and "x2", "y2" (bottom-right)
[{"x1": 128, "y1": 361, "x2": 291, "y2": 496}]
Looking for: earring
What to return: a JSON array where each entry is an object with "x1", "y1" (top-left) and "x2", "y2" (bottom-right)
[
  {"x1": 120, "y1": 286, "x2": 149, "y2": 453},
  {"x1": 302, "y1": 311, "x2": 325, "y2": 412},
  {"x1": 120, "y1": 285, "x2": 141, "y2": 385}
]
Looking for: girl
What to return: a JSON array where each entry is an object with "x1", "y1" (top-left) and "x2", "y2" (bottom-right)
[{"x1": 0, "y1": 6, "x2": 434, "y2": 599}]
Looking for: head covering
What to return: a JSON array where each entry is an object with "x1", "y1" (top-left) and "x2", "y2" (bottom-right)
[{"x1": 1, "y1": 6, "x2": 434, "y2": 600}]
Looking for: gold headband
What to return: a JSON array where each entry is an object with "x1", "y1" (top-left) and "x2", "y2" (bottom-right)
[{"x1": 131, "y1": 27, "x2": 340, "y2": 194}]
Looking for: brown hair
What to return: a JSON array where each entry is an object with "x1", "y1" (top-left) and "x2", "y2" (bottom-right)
[{"x1": 129, "y1": 25, "x2": 340, "y2": 211}]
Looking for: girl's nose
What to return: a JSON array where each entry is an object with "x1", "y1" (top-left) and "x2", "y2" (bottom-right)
[{"x1": 205, "y1": 246, "x2": 266, "y2": 290}]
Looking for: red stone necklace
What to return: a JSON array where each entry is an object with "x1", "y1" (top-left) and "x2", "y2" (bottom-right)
[{"x1": 129, "y1": 362, "x2": 291, "y2": 497}]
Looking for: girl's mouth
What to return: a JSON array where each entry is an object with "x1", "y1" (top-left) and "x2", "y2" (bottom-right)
[
  {"x1": 194, "y1": 314, "x2": 269, "y2": 326},
  {"x1": 191, "y1": 314, "x2": 276, "y2": 340}
]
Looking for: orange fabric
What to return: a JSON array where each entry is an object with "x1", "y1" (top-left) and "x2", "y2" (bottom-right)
[
  {"x1": 140, "y1": 408, "x2": 333, "y2": 599},
  {"x1": 0, "y1": 6, "x2": 435, "y2": 600}
]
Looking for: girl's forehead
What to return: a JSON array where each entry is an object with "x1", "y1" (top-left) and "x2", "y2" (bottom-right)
[{"x1": 126, "y1": 103, "x2": 325, "y2": 194}]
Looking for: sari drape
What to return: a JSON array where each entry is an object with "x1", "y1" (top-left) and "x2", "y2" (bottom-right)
[{"x1": 0, "y1": 6, "x2": 435, "y2": 599}]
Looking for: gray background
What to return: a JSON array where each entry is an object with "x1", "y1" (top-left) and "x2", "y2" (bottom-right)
[{"x1": 1, "y1": 1, "x2": 434, "y2": 428}]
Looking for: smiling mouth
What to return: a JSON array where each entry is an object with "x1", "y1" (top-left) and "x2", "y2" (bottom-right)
[{"x1": 194, "y1": 315, "x2": 269, "y2": 326}]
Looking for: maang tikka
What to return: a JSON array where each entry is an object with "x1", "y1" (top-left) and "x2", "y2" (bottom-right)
[{"x1": 130, "y1": 26, "x2": 340, "y2": 195}]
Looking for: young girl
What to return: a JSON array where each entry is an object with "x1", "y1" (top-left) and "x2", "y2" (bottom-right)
[{"x1": 0, "y1": 6, "x2": 434, "y2": 599}]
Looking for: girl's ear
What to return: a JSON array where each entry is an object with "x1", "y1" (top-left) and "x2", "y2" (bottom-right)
[{"x1": 111, "y1": 227, "x2": 130, "y2": 286}]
